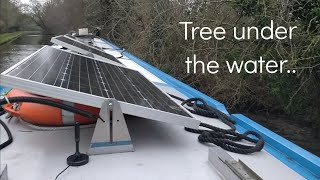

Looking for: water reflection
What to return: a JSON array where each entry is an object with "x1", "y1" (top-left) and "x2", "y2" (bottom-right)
[{"x1": 0, "y1": 34, "x2": 52, "y2": 73}]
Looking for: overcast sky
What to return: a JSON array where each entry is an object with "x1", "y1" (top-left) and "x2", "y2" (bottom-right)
[
  {"x1": 20, "y1": 0, "x2": 47, "y2": 4},
  {"x1": 20, "y1": 0, "x2": 30, "y2": 4}
]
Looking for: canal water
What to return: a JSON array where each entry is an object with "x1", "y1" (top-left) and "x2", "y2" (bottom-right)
[{"x1": 0, "y1": 33, "x2": 52, "y2": 73}]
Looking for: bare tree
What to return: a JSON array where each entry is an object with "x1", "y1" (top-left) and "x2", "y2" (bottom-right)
[{"x1": 28, "y1": 0, "x2": 49, "y2": 32}]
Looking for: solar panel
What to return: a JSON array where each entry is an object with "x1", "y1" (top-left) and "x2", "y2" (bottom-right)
[
  {"x1": 65, "y1": 34, "x2": 76, "y2": 39},
  {"x1": 51, "y1": 35, "x2": 123, "y2": 66},
  {"x1": 1, "y1": 46, "x2": 200, "y2": 128}
]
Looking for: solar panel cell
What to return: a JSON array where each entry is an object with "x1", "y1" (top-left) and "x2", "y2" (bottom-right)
[
  {"x1": 65, "y1": 34, "x2": 76, "y2": 39},
  {"x1": 53, "y1": 36, "x2": 122, "y2": 65},
  {"x1": 5, "y1": 46, "x2": 191, "y2": 118}
]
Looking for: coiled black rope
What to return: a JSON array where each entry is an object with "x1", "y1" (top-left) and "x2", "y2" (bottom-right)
[{"x1": 170, "y1": 94, "x2": 264, "y2": 154}]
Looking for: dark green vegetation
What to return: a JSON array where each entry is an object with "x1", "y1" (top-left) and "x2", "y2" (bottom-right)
[
  {"x1": 87, "y1": 0, "x2": 320, "y2": 131},
  {"x1": 0, "y1": 0, "x2": 40, "y2": 34},
  {"x1": 0, "y1": 32, "x2": 22, "y2": 45},
  {"x1": 0, "y1": 0, "x2": 40, "y2": 46},
  {"x1": 2, "y1": 0, "x2": 320, "y2": 153}
]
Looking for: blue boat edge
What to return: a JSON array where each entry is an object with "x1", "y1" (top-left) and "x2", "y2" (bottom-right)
[{"x1": 0, "y1": 86, "x2": 11, "y2": 95}]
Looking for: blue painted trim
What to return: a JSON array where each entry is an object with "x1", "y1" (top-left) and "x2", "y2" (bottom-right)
[
  {"x1": 102, "y1": 39, "x2": 229, "y2": 115},
  {"x1": 91, "y1": 140, "x2": 132, "y2": 148},
  {"x1": 101, "y1": 38, "x2": 320, "y2": 179},
  {"x1": 232, "y1": 114, "x2": 320, "y2": 180},
  {"x1": 0, "y1": 86, "x2": 11, "y2": 95}
]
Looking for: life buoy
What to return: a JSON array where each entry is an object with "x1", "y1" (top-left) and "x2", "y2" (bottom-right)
[{"x1": 2, "y1": 89, "x2": 99, "y2": 126}]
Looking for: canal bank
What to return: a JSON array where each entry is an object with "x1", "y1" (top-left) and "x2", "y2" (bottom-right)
[
  {"x1": 247, "y1": 113, "x2": 320, "y2": 156},
  {"x1": 0, "y1": 32, "x2": 22, "y2": 45}
]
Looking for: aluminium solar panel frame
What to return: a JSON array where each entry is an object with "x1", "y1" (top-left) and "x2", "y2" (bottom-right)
[
  {"x1": 0, "y1": 46, "x2": 200, "y2": 129},
  {"x1": 51, "y1": 35, "x2": 123, "y2": 67}
]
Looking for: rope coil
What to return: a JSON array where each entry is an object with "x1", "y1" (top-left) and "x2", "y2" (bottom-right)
[{"x1": 178, "y1": 96, "x2": 265, "y2": 154}]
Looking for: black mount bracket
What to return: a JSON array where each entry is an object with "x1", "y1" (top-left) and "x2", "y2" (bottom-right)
[{"x1": 67, "y1": 122, "x2": 89, "y2": 166}]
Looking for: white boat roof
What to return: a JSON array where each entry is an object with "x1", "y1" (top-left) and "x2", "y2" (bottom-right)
[{"x1": 0, "y1": 104, "x2": 302, "y2": 180}]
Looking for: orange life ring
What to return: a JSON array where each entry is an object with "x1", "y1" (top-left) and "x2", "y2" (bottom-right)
[{"x1": 2, "y1": 89, "x2": 99, "y2": 126}]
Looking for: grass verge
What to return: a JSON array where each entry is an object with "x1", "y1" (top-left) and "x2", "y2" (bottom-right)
[{"x1": 0, "y1": 32, "x2": 22, "y2": 45}]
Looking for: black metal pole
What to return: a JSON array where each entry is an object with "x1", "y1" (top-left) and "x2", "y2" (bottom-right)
[{"x1": 67, "y1": 121, "x2": 89, "y2": 166}]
